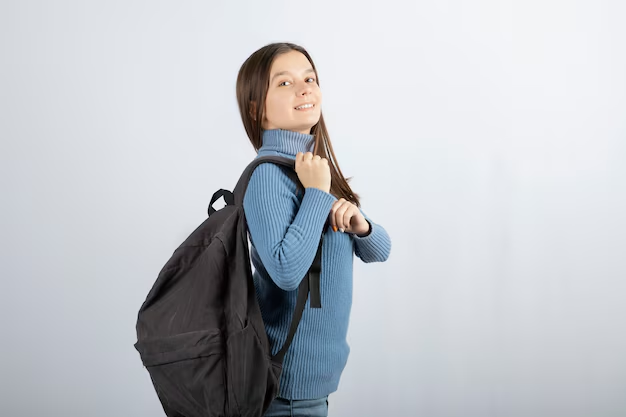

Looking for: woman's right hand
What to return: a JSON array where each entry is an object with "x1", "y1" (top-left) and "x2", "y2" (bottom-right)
[{"x1": 295, "y1": 152, "x2": 331, "y2": 194}]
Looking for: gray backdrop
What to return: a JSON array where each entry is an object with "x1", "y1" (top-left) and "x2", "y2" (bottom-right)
[{"x1": 1, "y1": 0, "x2": 625, "y2": 416}]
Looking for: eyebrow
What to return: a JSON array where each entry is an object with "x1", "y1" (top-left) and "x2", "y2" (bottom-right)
[{"x1": 270, "y1": 68, "x2": 316, "y2": 84}]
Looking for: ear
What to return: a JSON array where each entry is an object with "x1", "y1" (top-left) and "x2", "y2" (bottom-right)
[{"x1": 249, "y1": 101, "x2": 257, "y2": 121}]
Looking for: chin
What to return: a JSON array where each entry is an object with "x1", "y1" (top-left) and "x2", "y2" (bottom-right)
[
  {"x1": 288, "y1": 119, "x2": 320, "y2": 133},
  {"x1": 297, "y1": 126, "x2": 314, "y2": 134},
  {"x1": 298, "y1": 115, "x2": 321, "y2": 127}
]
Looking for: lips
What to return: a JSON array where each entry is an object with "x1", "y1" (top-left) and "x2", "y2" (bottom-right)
[{"x1": 294, "y1": 103, "x2": 315, "y2": 110}]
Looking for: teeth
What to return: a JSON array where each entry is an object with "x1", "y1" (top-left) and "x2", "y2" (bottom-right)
[{"x1": 295, "y1": 104, "x2": 314, "y2": 110}]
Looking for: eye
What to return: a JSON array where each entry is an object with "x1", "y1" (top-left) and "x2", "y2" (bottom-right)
[{"x1": 279, "y1": 77, "x2": 316, "y2": 87}]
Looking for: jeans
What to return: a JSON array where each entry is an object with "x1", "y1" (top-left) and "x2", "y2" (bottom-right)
[{"x1": 263, "y1": 396, "x2": 329, "y2": 417}]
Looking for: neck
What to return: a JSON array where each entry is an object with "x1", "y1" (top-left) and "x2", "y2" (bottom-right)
[{"x1": 259, "y1": 128, "x2": 315, "y2": 156}]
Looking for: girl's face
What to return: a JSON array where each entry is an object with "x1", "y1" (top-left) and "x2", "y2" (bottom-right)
[{"x1": 263, "y1": 50, "x2": 322, "y2": 134}]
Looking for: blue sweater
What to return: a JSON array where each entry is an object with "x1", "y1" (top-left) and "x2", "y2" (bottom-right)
[{"x1": 243, "y1": 128, "x2": 392, "y2": 400}]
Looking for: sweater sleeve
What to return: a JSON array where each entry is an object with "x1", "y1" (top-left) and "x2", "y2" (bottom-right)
[
  {"x1": 352, "y1": 209, "x2": 392, "y2": 263},
  {"x1": 243, "y1": 162, "x2": 337, "y2": 291}
]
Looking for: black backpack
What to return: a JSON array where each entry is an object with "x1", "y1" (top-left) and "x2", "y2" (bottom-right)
[{"x1": 134, "y1": 155, "x2": 325, "y2": 417}]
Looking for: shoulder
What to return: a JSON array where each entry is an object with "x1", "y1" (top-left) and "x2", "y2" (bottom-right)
[
  {"x1": 250, "y1": 160, "x2": 294, "y2": 185},
  {"x1": 245, "y1": 157, "x2": 299, "y2": 202}
]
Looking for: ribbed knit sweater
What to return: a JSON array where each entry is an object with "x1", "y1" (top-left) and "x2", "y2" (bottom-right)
[{"x1": 242, "y1": 128, "x2": 392, "y2": 400}]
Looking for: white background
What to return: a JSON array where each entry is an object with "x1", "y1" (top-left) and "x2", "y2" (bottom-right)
[{"x1": 1, "y1": 0, "x2": 625, "y2": 416}]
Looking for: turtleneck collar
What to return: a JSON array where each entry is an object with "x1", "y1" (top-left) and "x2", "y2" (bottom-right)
[{"x1": 258, "y1": 129, "x2": 315, "y2": 157}]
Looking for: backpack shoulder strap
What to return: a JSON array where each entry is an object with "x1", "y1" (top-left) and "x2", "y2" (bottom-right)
[
  {"x1": 234, "y1": 155, "x2": 325, "y2": 363},
  {"x1": 232, "y1": 155, "x2": 298, "y2": 205}
]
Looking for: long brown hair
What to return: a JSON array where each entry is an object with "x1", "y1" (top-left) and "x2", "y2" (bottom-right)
[{"x1": 235, "y1": 42, "x2": 361, "y2": 207}]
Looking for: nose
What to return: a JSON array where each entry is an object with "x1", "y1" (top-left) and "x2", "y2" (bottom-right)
[{"x1": 296, "y1": 81, "x2": 313, "y2": 96}]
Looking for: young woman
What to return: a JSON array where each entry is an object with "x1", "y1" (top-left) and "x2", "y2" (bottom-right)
[{"x1": 237, "y1": 42, "x2": 392, "y2": 417}]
